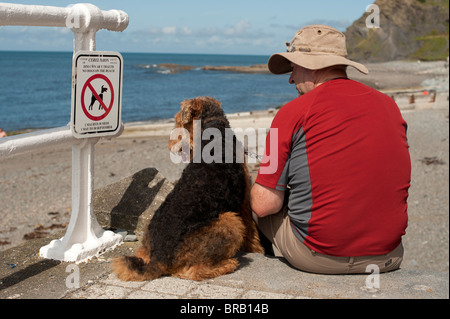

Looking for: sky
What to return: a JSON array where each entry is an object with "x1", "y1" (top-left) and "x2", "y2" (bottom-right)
[{"x1": 0, "y1": 0, "x2": 374, "y2": 55}]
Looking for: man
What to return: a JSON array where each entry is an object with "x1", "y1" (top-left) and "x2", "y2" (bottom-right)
[{"x1": 251, "y1": 25, "x2": 411, "y2": 274}]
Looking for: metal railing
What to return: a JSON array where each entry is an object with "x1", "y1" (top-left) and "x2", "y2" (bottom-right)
[{"x1": 0, "y1": 3, "x2": 129, "y2": 262}]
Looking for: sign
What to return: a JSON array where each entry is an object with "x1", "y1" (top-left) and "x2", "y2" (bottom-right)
[{"x1": 71, "y1": 51, "x2": 123, "y2": 138}]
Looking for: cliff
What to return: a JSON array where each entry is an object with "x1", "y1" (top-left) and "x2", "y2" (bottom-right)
[{"x1": 345, "y1": 0, "x2": 449, "y2": 61}]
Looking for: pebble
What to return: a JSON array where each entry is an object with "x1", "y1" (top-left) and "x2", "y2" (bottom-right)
[
  {"x1": 113, "y1": 229, "x2": 137, "y2": 242},
  {"x1": 124, "y1": 234, "x2": 137, "y2": 242}
]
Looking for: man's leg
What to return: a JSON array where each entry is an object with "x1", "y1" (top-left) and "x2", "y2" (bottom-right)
[{"x1": 253, "y1": 208, "x2": 403, "y2": 274}]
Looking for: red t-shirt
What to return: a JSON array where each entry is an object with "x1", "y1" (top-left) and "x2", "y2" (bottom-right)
[{"x1": 256, "y1": 79, "x2": 410, "y2": 256}]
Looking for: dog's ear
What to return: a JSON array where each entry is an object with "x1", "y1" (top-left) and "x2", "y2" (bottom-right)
[{"x1": 180, "y1": 98, "x2": 204, "y2": 124}]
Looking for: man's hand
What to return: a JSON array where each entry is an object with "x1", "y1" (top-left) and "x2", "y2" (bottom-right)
[{"x1": 250, "y1": 183, "x2": 285, "y2": 218}]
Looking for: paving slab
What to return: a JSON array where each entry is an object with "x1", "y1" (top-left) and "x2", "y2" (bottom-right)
[{"x1": 1, "y1": 237, "x2": 448, "y2": 301}]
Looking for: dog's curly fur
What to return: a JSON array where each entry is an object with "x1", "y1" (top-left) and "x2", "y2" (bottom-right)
[{"x1": 113, "y1": 97, "x2": 263, "y2": 281}]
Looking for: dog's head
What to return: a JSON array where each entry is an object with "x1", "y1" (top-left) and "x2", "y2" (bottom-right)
[{"x1": 169, "y1": 96, "x2": 222, "y2": 161}]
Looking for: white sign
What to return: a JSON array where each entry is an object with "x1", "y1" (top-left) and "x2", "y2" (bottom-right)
[{"x1": 71, "y1": 51, "x2": 123, "y2": 138}]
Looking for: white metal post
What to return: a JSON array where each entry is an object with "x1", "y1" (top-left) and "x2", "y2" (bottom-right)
[{"x1": 40, "y1": 137, "x2": 120, "y2": 262}]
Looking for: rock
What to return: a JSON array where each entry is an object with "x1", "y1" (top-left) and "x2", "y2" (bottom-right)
[
  {"x1": 135, "y1": 63, "x2": 196, "y2": 74},
  {"x1": 201, "y1": 64, "x2": 270, "y2": 74},
  {"x1": 113, "y1": 229, "x2": 128, "y2": 238},
  {"x1": 93, "y1": 168, "x2": 174, "y2": 238},
  {"x1": 158, "y1": 63, "x2": 197, "y2": 73},
  {"x1": 124, "y1": 234, "x2": 137, "y2": 242},
  {"x1": 345, "y1": 0, "x2": 449, "y2": 62}
]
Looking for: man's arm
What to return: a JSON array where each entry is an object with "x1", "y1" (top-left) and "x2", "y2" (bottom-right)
[{"x1": 250, "y1": 183, "x2": 285, "y2": 218}]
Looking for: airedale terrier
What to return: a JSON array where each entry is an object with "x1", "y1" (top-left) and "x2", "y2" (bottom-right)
[{"x1": 113, "y1": 96, "x2": 263, "y2": 281}]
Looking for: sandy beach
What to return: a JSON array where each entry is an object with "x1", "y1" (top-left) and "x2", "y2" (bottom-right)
[{"x1": 0, "y1": 60, "x2": 448, "y2": 274}]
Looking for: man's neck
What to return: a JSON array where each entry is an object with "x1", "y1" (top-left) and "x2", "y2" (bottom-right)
[{"x1": 314, "y1": 69, "x2": 348, "y2": 88}]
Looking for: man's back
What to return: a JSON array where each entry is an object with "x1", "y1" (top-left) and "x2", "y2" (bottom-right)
[{"x1": 256, "y1": 78, "x2": 411, "y2": 256}]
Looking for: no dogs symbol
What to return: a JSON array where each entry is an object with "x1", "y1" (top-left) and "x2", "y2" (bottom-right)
[
  {"x1": 81, "y1": 74, "x2": 114, "y2": 121},
  {"x1": 71, "y1": 51, "x2": 123, "y2": 138}
]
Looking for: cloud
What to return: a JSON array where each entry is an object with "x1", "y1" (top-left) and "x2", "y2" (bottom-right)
[
  {"x1": 128, "y1": 19, "x2": 275, "y2": 53},
  {"x1": 180, "y1": 26, "x2": 193, "y2": 35},
  {"x1": 0, "y1": 18, "x2": 274, "y2": 54},
  {"x1": 272, "y1": 19, "x2": 352, "y2": 32},
  {"x1": 138, "y1": 25, "x2": 193, "y2": 36},
  {"x1": 224, "y1": 19, "x2": 250, "y2": 35},
  {"x1": 161, "y1": 26, "x2": 176, "y2": 35},
  {"x1": 0, "y1": 26, "x2": 73, "y2": 51}
]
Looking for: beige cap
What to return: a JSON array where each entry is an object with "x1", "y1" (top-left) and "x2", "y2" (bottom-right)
[{"x1": 268, "y1": 25, "x2": 368, "y2": 75}]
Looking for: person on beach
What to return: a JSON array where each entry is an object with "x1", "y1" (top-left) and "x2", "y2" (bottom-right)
[
  {"x1": 250, "y1": 25, "x2": 411, "y2": 274},
  {"x1": 0, "y1": 128, "x2": 7, "y2": 138}
]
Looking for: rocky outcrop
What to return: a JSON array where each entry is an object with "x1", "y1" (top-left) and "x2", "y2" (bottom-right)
[
  {"x1": 136, "y1": 63, "x2": 270, "y2": 74},
  {"x1": 345, "y1": 0, "x2": 449, "y2": 61},
  {"x1": 201, "y1": 64, "x2": 270, "y2": 74}
]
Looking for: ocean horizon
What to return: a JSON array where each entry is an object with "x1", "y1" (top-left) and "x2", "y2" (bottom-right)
[{"x1": 0, "y1": 50, "x2": 293, "y2": 132}]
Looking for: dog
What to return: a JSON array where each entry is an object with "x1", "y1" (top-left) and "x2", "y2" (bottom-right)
[
  {"x1": 88, "y1": 85, "x2": 108, "y2": 110},
  {"x1": 113, "y1": 96, "x2": 263, "y2": 281}
]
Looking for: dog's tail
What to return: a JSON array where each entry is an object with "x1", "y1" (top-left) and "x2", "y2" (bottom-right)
[{"x1": 112, "y1": 256, "x2": 164, "y2": 281}]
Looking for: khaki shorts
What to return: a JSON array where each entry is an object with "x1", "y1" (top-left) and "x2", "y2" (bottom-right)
[{"x1": 253, "y1": 208, "x2": 403, "y2": 275}]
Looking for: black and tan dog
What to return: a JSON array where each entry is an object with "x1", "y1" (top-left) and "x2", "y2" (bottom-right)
[{"x1": 113, "y1": 96, "x2": 263, "y2": 281}]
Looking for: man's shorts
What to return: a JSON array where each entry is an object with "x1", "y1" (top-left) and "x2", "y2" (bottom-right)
[{"x1": 253, "y1": 207, "x2": 404, "y2": 274}]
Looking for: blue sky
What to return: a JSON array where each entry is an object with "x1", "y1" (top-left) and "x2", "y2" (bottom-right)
[{"x1": 0, "y1": 0, "x2": 374, "y2": 55}]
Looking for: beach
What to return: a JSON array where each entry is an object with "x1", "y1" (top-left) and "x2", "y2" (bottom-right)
[{"x1": 0, "y1": 60, "x2": 448, "y2": 274}]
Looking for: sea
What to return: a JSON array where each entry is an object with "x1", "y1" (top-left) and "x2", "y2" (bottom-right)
[{"x1": 0, "y1": 51, "x2": 294, "y2": 132}]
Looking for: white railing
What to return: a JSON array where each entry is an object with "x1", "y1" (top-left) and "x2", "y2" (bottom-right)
[{"x1": 0, "y1": 3, "x2": 129, "y2": 262}]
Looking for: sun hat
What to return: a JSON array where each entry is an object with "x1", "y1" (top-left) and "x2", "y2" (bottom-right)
[{"x1": 268, "y1": 25, "x2": 368, "y2": 75}]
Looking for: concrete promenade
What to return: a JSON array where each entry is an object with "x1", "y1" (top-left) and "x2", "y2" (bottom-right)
[
  {"x1": 0, "y1": 234, "x2": 448, "y2": 301},
  {"x1": 1, "y1": 92, "x2": 448, "y2": 304}
]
